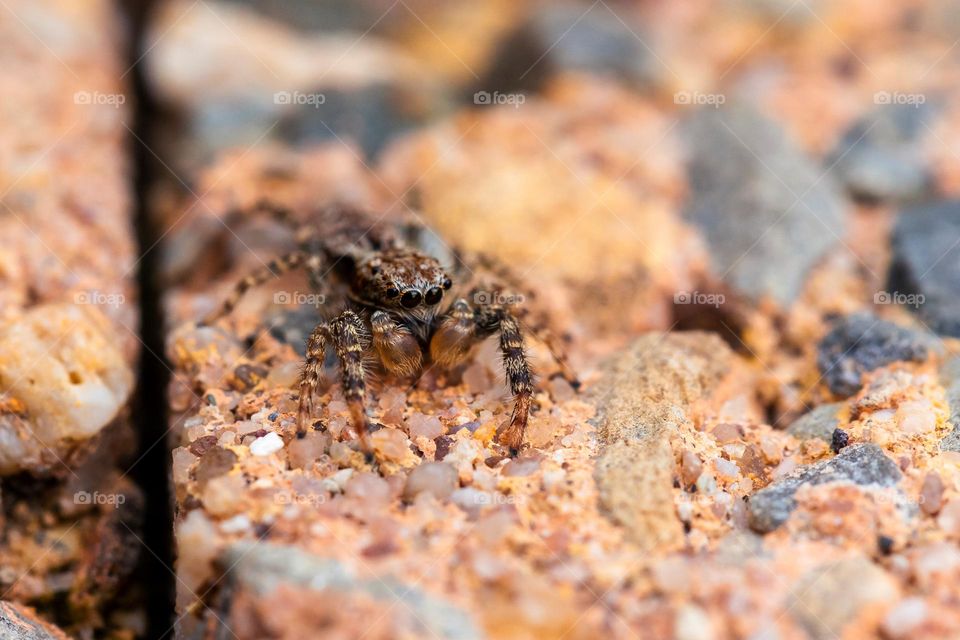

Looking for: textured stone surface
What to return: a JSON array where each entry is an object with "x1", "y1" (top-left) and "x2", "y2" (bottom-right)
[
  {"x1": 748, "y1": 444, "x2": 902, "y2": 532},
  {"x1": 938, "y1": 355, "x2": 960, "y2": 452},
  {"x1": 0, "y1": 305, "x2": 134, "y2": 475},
  {"x1": 0, "y1": 602, "x2": 69, "y2": 640},
  {"x1": 890, "y1": 200, "x2": 960, "y2": 337},
  {"x1": 816, "y1": 313, "x2": 929, "y2": 397},
  {"x1": 789, "y1": 555, "x2": 899, "y2": 640},
  {"x1": 214, "y1": 542, "x2": 484, "y2": 640},
  {"x1": 592, "y1": 333, "x2": 734, "y2": 549},
  {"x1": 787, "y1": 403, "x2": 842, "y2": 442},
  {"x1": 828, "y1": 103, "x2": 936, "y2": 204},
  {"x1": 682, "y1": 103, "x2": 845, "y2": 305},
  {"x1": 0, "y1": 0, "x2": 143, "y2": 635}
]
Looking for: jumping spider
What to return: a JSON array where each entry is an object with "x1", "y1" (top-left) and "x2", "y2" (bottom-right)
[{"x1": 202, "y1": 201, "x2": 577, "y2": 454}]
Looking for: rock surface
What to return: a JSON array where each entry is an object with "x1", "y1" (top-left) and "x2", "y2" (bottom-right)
[
  {"x1": 938, "y1": 355, "x2": 960, "y2": 452},
  {"x1": 0, "y1": 0, "x2": 143, "y2": 635},
  {"x1": 789, "y1": 555, "x2": 899, "y2": 640},
  {"x1": 0, "y1": 305, "x2": 134, "y2": 475},
  {"x1": 683, "y1": 103, "x2": 845, "y2": 306},
  {"x1": 592, "y1": 332, "x2": 734, "y2": 550},
  {"x1": 214, "y1": 542, "x2": 484, "y2": 640},
  {"x1": 816, "y1": 313, "x2": 930, "y2": 397},
  {"x1": 828, "y1": 103, "x2": 937, "y2": 204},
  {"x1": 890, "y1": 200, "x2": 960, "y2": 336},
  {"x1": 0, "y1": 602, "x2": 69, "y2": 640},
  {"x1": 787, "y1": 403, "x2": 842, "y2": 442},
  {"x1": 748, "y1": 444, "x2": 902, "y2": 532}
]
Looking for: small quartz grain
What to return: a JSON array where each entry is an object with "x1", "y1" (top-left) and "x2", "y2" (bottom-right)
[
  {"x1": 250, "y1": 432, "x2": 284, "y2": 456},
  {"x1": 404, "y1": 462, "x2": 458, "y2": 502}
]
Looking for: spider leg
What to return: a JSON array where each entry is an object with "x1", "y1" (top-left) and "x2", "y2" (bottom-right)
[
  {"x1": 457, "y1": 253, "x2": 580, "y2": 389},
  {"x1": 332, "y1": 311, "x2": 372, "y2": 451},
  {"x1": 297, "y1": 310, "x2": 372, "y2": 452},
  {"x1": 474, "y1": 304, "x2": 535, "y2": 454},
  {"x1": 201, "y1": 250, "x2": 307, "y2": 325},
  {"x1": 517, "y1": 319, "x2": 580, "y2": 390},
  {"x1": 237, "y1": 199, "x2": 315, "y2": 244},
  {"x1": 297, "y1": 321, "x2": 331, "y2": 436}
]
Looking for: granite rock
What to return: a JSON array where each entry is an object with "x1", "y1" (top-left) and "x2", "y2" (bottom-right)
[
  {"x1": 748, "y1": 444, "x2": 902, "y2": 532},
  {"x1": 592, "y1": 332, "x2": 734, "y2": 549},
  {"x1": 827, "y1": 103, "x2": 937, "y2": 204},
  {"x1": 0, "y1": 304, "x2": 134, "y2": 475},
  {"x1": 889, "y1": 200, "x2": 960, "y2": 337},
  {"x1": 683, "y1": 103, "x2": 845, "y2": 306},
  {"x1": 214, "y1": 542, "x2": 484, "y2": 640},
  {"x1": 787, "y1": 403, "x2": 842, "y2": 442},
  {"x1": 0, "y1": 601, "x2": 69, "y2": 640},
  {"x1": 816, "y1": 313, "x2": 929, "y2": 397}
]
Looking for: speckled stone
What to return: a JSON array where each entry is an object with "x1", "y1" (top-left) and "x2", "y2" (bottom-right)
[
  {"x1": 682, "y1": 103, "x2": 844, "y2": 305},
  {"x1": 216, "y1": 542, "x2": 484, "y2": 640},
  {"x1": 748, "y1": 444, "x2": 902, "y2": 532},
  {"x1": 592, "y1": 332, "x2": 734, "y2": 550},
  {"x1": 890, "y1": 201, "x2": 960, "y2": 337},
  {"x1": 787, "y1": 403, "x2": 842, "y2": 442},
  {"x1": 816, "y1": 313, "x2": 929, "y2": 396}
]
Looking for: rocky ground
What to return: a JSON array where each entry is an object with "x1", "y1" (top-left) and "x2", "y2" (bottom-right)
[
  {"x1": 0, "y1": 0, "x2": 144, "y2": 637},
  {"x1": 145, "y1": 2, "x2": 960, "y2": 639},
  {"x1": 5, "y1": 0, "x2": 960, "y2": 638}
]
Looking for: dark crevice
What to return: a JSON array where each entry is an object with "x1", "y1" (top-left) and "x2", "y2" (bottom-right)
[{"x1": 120, "y1": 1, "x2": 176, "y2": 638}]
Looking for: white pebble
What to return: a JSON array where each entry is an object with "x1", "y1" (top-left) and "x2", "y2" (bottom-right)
[
  {"x1": 219, "y1": 514, "x2": 252, "y2": 534},
  {"x1": 882, "y1": 597, "x2": 928, "y2": 638},
  {"x1": 249, "y1": 432, "x2": 284, "y2": 456}
]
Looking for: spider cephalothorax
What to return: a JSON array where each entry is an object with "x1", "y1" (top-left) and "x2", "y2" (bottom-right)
[
  {"x1": 202, "y1": 201, "x2": 576, "y2": 455},
  {"x1": 352, "y1": 249, "x2": 452, "y2": 315}
]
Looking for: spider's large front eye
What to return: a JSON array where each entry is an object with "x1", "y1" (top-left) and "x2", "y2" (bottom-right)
[
  {"x1": 400, "y1": 290, "x2": 422, "y2": 308},
  {"x1": 424, "y1": 287, "x2": 443, "y2": 305}
]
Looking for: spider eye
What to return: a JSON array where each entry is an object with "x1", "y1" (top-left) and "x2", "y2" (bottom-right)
[
  {"x1": 386, "y1": 287, "x2": 400, "y2": 298},
  {"x1": 400, "y1": 290, "x2": 422, "y2": 308},
  {"x1": 424, "y1": 287, "x2": 443, "y2": 305},
  {"x1": 442, "y1": 277, "x2": 452, "y2": 290}
]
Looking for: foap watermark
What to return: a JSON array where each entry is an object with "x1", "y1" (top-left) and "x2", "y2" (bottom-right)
[
  {"x1": 473, "y1": 291, "x2": 525, "y2": 306},
  {"x1": 466, "y1": 492, "x2": 524, "y2": 507},
  {"x1": 674, "y1": 291, "x2": 725, "y2": 308},
  {"x1": 473, "y1": 90, "x2": 526, "y2": 108},
  {"x1": 275, "y1": 492, "x2": 327, "y2": 507},
  {"x1": 274, "y1": 291, "x2": 326, "y2": 307},
  {"x1": 73, "y1": 90, "x2": 126, "y2": 107},
  {"x1": 874, "y1": 91, "x2": 925, "y2": 107},
  {"x1": 274, "y1": 91, "x2": 326, "y2": 108},
  {"x1": 874, "y1": 290, "x2": 924, "y2": 308},
  {"x1": 74, "y1": 491, "x2": 126, "y2": 508},
  {"x1": 674, "y1": 91, "x2": 726, "y2": 108},
  {"x1": 74, "y1": 290, "x2": 125, "y2": 309}
]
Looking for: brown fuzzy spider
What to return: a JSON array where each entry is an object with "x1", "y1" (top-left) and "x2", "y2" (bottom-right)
[{"x1": 202, "y1": 201, "x2": 578, "y2": 454}]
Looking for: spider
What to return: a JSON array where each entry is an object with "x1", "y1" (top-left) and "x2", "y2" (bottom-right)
[{"x1": 201, "y1": 201, "x2": 578, "y2": 455}]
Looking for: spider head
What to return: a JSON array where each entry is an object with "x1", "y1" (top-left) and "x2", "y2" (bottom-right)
[{"x1": 353, "y1": 249, "x2": 452, "y2": 315}]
